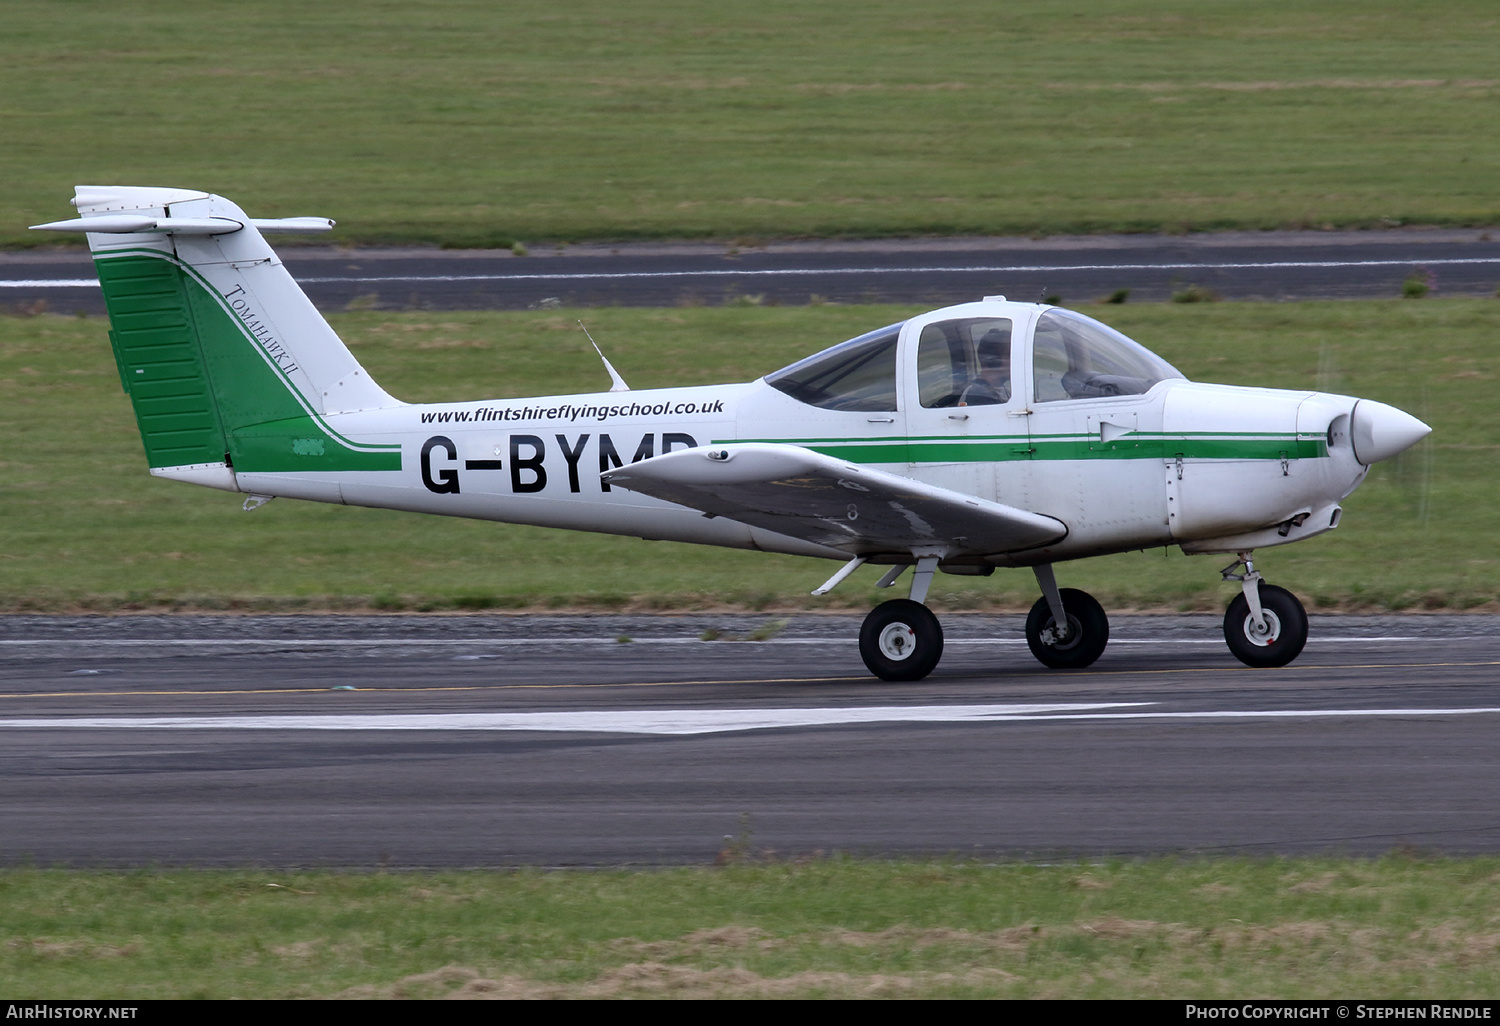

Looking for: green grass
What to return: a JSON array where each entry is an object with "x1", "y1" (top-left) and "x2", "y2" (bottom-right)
[
  {"x1": 7, "y1": 0, "x2": 1500, "y2": 247},
  {"x1": 3, "y1": 858, "x2": 1499, "y2": 998},
  {"x1": 0, "y1": 299, "x2": 1493, "y2": 613}
]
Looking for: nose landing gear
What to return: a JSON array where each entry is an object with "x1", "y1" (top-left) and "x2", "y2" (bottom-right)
[{"x1": 1220, "y1": 553, "x2": 1308, "y2": 668}]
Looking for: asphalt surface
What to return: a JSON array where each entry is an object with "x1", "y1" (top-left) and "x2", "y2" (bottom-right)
[
  {"x1": 3, "y1": 612, "x2": 1497, "y2": 867},
  {"x1": 6, "y1": 229, "x2": 1500, "y2": 313}
]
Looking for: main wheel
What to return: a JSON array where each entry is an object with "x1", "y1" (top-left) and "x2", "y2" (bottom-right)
[
  {"x1": 1223, "y1": 583, "x2": 1308, "y2": 668},
  {"x1": 859, "y1": 599, "x2": 944, "y2": 681},
  {"x1": 1025, "y1": 588, "x2": 1109, "y2": 669}
]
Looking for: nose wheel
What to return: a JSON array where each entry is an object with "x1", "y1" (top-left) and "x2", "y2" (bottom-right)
[
  {"x1": 859, "y1": 599, "x2": 944, "y2": 681},
  {"x1": 1220, "y1": 555, "x2": 1308, "y2": 668},
  {"x1": 1224, "y1": 582, "x2": 1308, "y2": 668}
]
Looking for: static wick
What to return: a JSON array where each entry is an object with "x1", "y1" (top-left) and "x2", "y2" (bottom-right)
[{"x1": 579, "y1": 320, "x2": 630, "y2": 392}]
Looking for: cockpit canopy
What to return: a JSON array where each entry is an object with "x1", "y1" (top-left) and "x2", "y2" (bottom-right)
[
  {"x1": 1031, "y1": 309, "x2": 1183, "y2": 402},
  {"x1": 764, "y1": 306, "x2": 1182, "y2": 411},
  {"x1": 764, "y1": 321, "x2": 903, "y2": 411}
]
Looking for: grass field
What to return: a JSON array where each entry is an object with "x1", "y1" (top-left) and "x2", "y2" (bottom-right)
[
  {"x1": 7, "y1": 0, "x2": 1500, "y2": 247},
  {"x1": 7, "y1": 3, "x2": 1500, "y2": 998},
  {"x1": 0, "y1": 298, "x2": 1492, "y2": 614},
  {"x1": 4, "y1": 858, "x2": 1499, "y2": 998}
]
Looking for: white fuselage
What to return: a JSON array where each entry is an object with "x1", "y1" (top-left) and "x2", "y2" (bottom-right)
[{"x1": 229, "y1": 371, "x2": 1368, "y2": 568}]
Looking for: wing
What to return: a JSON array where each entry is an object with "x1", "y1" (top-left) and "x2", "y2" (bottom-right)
[{"x1": 601, "y1": 442, "x2": 1067, "y2": 556}]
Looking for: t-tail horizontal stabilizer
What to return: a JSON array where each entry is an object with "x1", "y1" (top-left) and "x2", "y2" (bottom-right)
[{"x1": 31, "y1": 215, "x2": 335, "y2": 235}]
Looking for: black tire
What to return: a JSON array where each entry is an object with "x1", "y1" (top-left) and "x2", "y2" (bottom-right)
[
  {"x1": 859, "y1": 599, "x2": 944, "y2": 681},
  {"x1": 1025, "y1": 588, "x2": 1109, "y2": 669},
  {"x1": 1223, "y1": 583, "x2": 1308, "y2": 668}
]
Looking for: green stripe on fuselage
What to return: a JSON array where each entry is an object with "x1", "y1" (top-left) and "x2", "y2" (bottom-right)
[{"x1": 729, "y1": 433, "x2": 1328, "y2": 464}]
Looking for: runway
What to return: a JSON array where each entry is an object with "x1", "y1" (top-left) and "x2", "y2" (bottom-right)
[
  {"x1": 3, "y1": 613, "x2": 1497, "y2": 867},
  {"x1": 7, "y1": 229, "x2": 1500, "y2": 313}
]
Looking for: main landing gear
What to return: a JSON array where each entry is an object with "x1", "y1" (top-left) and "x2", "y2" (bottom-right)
[
  {"x1": 1024, "y1": 564, "x2": 1109, "y2": 670},
  {"x1": 851, "y1": 558, "x2": 1111, "y2": 681},
  {"x1": 1219, "y1": 553, "x2": 1308, "y2": 668},
  {"x1": 854, "y1": 556, "x2": 947, "y2": 682}
]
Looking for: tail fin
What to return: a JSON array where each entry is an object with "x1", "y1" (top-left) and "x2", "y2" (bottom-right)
[{"x1": 32, "y1": 186, "x2": 402, "y2": 489}]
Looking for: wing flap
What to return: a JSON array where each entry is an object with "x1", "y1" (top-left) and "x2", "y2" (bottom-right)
[{"x1": 602, "y1": 443, "x2": 1067, "y2": 556}]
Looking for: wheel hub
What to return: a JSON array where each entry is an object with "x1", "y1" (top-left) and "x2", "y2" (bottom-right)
[
  {"x1": 1241, "y1": 609, "x2": 1283, "y2": 647},
  {"x1": 1039, "y1": 615, "x2": 1081, "y2": 650},
  {"x1": 877, "y1": 622, "x2": 917, "y2": 661}
]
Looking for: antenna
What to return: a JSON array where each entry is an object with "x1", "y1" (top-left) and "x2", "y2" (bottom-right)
[{"x1": 578, "y1": 320, "x2": 630, "y2": 392}]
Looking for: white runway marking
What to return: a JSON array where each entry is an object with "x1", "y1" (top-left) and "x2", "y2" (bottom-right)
[
  {"x1": 0, "y1": 703, "x2": 1141, "y2": 735},
  {"x1": 0, "y1": 635, "x2": 1439, "y2": 649},
  {"x1": 4, "y1": 703, "x2": 1500, "y2": 735}
]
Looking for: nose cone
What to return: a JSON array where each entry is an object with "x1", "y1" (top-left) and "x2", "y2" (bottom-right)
[{"x1": 1351, "y1": 399, "x2": 1431, "y2": 465}]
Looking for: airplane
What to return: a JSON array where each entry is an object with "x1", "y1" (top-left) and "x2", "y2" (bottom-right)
[{"x1": 32, "y1": 186, "x2": 1432, "y2": 681}]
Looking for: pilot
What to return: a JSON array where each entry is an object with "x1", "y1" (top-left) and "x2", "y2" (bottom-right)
[{"x1": 958, "y1": 328, "x2": 1011, "y2": 406}]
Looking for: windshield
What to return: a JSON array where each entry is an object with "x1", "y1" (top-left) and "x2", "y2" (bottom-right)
[
  {"x1": 764, "y1": 322, "x2": 904, "y2": 411},
  {"x1": 1032, "y1": 309, "x2": 1184, "y2": 402}
]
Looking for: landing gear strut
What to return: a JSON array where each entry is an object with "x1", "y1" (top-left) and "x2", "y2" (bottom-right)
[
  {"x1": 1219, "y1": 553, "x2": 1308, "y2": 668},
  {"x1": 1024, "y1": 564, "x2": 1109, "y2": 669}
]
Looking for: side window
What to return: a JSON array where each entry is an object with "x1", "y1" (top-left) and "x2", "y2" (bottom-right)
[
  {"x1": 1032, "y1": 310, "x2": 1183, "y2": 403},
  {"x1": 764, "y1": 323, "x2": 902, "y2": 411},
  {"x1": 917, "y1": 317, "x2": 1013, "y2": 408},
  {"x1": 1032, "y1": 326, "x2": 1072, "y2": 403}
]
